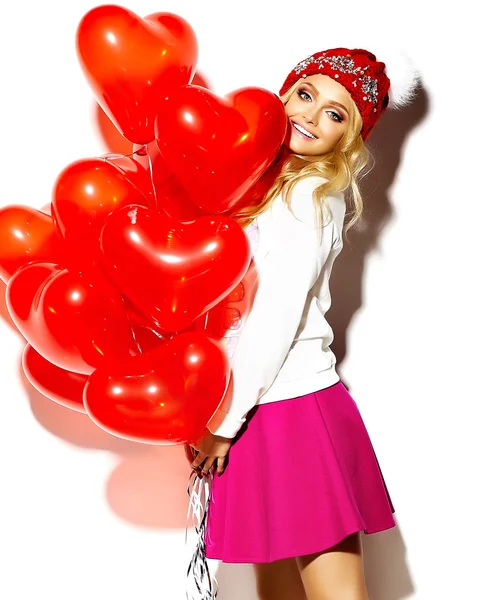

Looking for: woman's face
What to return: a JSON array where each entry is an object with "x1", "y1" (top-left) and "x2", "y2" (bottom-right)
[{"x1": 283, "y1": 74, "x2": 353, "y2": 156}]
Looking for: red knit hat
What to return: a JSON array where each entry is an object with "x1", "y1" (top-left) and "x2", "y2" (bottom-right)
[{"x1": 279, "y1": 48, "x2": 391, "y2": 141}]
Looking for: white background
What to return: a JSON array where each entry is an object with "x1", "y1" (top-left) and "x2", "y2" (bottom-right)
[{"x1": 1, "y1": 1, "x2": 484, "y2": 599}]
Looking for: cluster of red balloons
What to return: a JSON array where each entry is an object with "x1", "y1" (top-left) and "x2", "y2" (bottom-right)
[{"x1": 0, "y1": 5, "x2": 287, "y2": 445}]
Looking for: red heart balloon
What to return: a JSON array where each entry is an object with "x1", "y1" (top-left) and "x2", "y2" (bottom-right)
[
  {"x1": 155, "y1": 85, "x2": 287, "y2": 213},
  {"x1": 84, "y1": 332, "x2": 230, "y2": 444},
  {"x1": 7, "y1": 262, "x2": 136, "y2": 374},
  {"x1": 0, "y1": 206, "x2": 62, "y2": 283},
  {"x1": 22, "y1": 344, "x2": 88, "y2": 413},
  {"x1": 100, "y1": 205, "x2": 251, "y2": 332},
  {"x1": 51, "y1": 158, "x2": 148, "y2": 266},
  {"x1": 76, "y1": 7, "x2": 198, "y2": 144}
]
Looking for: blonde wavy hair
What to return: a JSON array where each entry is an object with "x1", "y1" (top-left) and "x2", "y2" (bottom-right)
[{"x1": 232, "y1": 78, "x2": 375, "y2": 234}]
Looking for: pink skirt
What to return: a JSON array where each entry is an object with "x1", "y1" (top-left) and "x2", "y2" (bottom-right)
[{"x1": 204, "y1": 381, "x2": 396, "y2": 563}]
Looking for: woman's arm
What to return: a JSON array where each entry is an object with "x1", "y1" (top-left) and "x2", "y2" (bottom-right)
[{"x1": 207, "y1": 179, "x2": 336, "y2": 438}]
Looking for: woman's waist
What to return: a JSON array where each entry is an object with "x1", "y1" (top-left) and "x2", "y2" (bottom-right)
[
  {"x1": 258, "y1": 363, "x2": 340, "y2": 405},
  {"x1": 277, "y1": 340, "x2": 337, "y2": 379}
]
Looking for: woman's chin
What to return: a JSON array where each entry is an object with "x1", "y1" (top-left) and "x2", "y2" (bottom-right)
[
  {"x1": 283, "y1": 133, "x2": 322, "y2": 155},
  {"x1": 283, "y1": 138, "x2": 304, "y2": 154},
  {"x1": 284, "y1": 142, "x2": 319, "y2": 157}
]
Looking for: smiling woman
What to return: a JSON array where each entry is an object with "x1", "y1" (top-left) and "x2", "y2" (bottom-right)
[
  {"x1": 188, "y1": 46, "x2": 419, "y2": 600},
  {"x1": 283, "y1": 74, "x2": 354, "y2": 156}
]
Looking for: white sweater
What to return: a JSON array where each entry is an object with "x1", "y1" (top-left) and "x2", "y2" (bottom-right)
[{"x1": 207, "y1": 176, "x2": 346, "y2": 438}]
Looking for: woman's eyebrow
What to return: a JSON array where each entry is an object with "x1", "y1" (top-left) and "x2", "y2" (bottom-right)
[
  {"x1": 302, "y1": 82, "x2": 349, "y2": 115},
  {"x1": 329, "y1": 100, "x2": 349, "y2": 115}
]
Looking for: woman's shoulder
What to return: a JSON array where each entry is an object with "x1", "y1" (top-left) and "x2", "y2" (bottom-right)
[
  {"x1": 255, "y1": 176, "x2": 346, "y2": 257},
  {"x1": 291, "y1": 175, "x2": 328, "y2": 196},
  {"x1": 293, "y1": 175, "x2": 345, "y2": 203},
  {"x1": 273, "y1": 176, "x2": 345, "y2": 227}
]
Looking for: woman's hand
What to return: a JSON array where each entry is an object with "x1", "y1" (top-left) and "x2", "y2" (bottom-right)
[{"x1": 190, "y1": 428, "x2": 233, "y2": 477}]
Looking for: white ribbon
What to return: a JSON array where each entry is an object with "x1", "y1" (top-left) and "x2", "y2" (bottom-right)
[{"x1": 185, "y1": 470, "x2": 219, "y2": 599}]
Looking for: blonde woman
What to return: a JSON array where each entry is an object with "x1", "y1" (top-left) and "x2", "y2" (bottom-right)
[{"x1": 190, "y1": 48, "x2": 418, "y2": 600}]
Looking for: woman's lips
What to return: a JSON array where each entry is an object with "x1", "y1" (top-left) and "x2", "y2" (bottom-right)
[{"x1": 291, "y1": 121, "x2": 317, "y2": 140}]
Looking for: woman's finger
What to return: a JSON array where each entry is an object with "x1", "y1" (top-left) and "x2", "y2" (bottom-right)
[
  {"x1": 216, "y1": 456, "x2": 226, "y2": 476},
  {"x1": 201, "y1": 456, "x2": 216, "y2": 476},
  {"x1": 192, "y1": 452, "x2": 207, "y2": 470},
  {"x1": 184, "y1": 445, "x2": 197, "y2": 465}
]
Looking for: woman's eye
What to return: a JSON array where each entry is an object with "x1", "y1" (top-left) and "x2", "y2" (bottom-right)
[
  {"x1": 327, "y1": 111, "x2": 343, "y2": 123},
  {"x1": 298, "y1": 90, "x2": 312, "y2": 101}
]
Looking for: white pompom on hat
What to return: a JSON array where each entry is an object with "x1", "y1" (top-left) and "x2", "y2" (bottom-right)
[{"x1": 368, "y1": 45, "x2": 420, "y2": 109}]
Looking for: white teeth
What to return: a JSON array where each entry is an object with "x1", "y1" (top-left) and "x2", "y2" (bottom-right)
[{"x1": 293, "y1": 122, "x2": 317, "y2": 139}]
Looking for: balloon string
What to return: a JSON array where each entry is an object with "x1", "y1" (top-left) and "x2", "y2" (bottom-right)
[
  {"x1": 144, "y1": 143, "x2": 170, "y2": 216},
  {"x1": 143, "y1": 143, "x2": 158, "y2": 213},
  {"x1": 102, "y1": 149, "x2": 139, "y2": 161},
  {"x1": 185, "y1": 470, "x2": 218, "y2": 599},
  {"x1": 120, "y1": 294, "x2": 143, "y2": 356}
]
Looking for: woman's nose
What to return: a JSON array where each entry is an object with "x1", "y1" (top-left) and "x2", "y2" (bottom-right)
[{"x1": 303, "y1": 113, "x2": 317, "y2": 125}]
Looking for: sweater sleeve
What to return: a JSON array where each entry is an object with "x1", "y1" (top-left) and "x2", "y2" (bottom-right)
[{"x1": 207, "y1": 178, "x2": 335, "y2": 438}]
